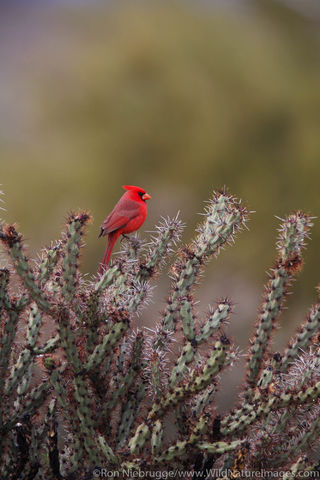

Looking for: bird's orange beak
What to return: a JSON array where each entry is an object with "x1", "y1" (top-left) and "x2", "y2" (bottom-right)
[{"x1": 142, "y1": 193, "x2": 151, "y2": 201}]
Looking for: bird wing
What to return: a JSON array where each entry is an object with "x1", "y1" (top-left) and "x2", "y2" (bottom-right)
[{"x1": 100, "y1": 198, "x2": 140, "y2": 235}]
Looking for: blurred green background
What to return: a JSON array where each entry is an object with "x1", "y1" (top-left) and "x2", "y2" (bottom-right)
[{"x1": 1, "y1": 0, "x2": 320, "y2": 406}]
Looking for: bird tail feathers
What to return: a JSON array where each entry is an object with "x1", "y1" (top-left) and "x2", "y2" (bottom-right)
[{"x1": 98, "y1": 232, "x2": 119, "y2": 274}]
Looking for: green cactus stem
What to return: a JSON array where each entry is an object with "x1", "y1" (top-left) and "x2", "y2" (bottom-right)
[
  {"x1": 0, "y1": 225, "x2": 52, "y2": 313},
  {"x1": 84, "y1": 316, "x2": 130, "y2": 372},
  {"x1": 0, "y1": 274, "x2": 21, "y2": 426},
  {"x1": 246, "y1": 212, "x2": 312, "y2": 388},
  {"x1": 116, "y1": 383, "x2": 146, "y2": 449},
  {"x1": 129, "y1": 336, "x2": 231, "y2": 455},
  {"x1": 3, "y1": 382, "x2": 50, "y2": 433},
  {"x1": 155, "y1": 439, "x2": 242, "y2": 464},
  {"x1": 97, "y1": 436, "x2": 118, "y2": 465},
  {"x1": 97, "y1": 331, "x2": 144, "y2": 426},
  {"x1": 46, "y1": 399, "x2": 62, "y2": 479},
  {"x1": 5, "y1": 303, "x2": 47, "y2": 397},
  {"x1": 50, "y1": 367, "x2": 84, "y2": 471},
  {"x1": 150, "y1": 337, "x2": 231, "y2": 421},
  {"x1": 161, "y1": 190, "x2": 248, "y2": 335},
  {"x1": 151, "y1": 420, "x2": 163, "y2": 456},
  {"x1": 138, "y1": 214, "x2": 184, "y2": 282},
  {"x1": 221, "y1": 380, "x2": 320, "y2": 437},
  {"x1": 94, "y1": 264, "x2": 122, "y2": 293},
  {"x1": 37, "y1": 242, "x2": 62, "y2": 284},
  {"x1": 281, "y1": 302, "x2": 320, "y2": 371},
  {"x1": 169, "y1": 300, "x2": 232, "y2": 387},
  {"x1": 62, "y1": 212, "x2": 91, "y2": 302}
]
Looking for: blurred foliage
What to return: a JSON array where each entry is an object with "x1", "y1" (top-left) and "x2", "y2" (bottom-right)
[{"x1": 1, "y1": 0, "x2": 320, "y2": 306}]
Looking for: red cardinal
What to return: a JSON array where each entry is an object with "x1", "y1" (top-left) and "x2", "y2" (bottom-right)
[{"x1": 98, "y1": 185, "x2": 151, "y2": 273}]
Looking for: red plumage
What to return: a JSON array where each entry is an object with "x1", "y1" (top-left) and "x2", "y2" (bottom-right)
[{"x1": 98, "y1": 185, "x2": 151, "y2": 273}]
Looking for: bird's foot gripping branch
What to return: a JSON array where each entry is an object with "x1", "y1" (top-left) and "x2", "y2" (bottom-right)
[{"x1": 0, "y1": 189, "x2": 320, "y2": 478}]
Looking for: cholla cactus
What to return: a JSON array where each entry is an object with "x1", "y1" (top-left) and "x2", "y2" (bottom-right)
[{"x1": 0, "y1": 188, "x2": 320, "y2": 478}]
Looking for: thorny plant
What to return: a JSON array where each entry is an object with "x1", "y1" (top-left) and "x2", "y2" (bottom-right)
[{"x1": 0, "y1": 188, "x2": 319, "y2": 479}]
